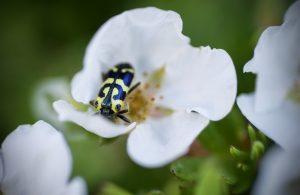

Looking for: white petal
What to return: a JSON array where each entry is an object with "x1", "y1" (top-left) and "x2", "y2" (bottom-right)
[
  {"x1": 237, "y1": 93, "x2": 300, "y2": 150},
  {"x1": 32, "y1": 77, "x2": 69, "y2": 128},
  {"x1": 252, "y1": 147, "x2": 300, "y2": 195},
  {"x1": 72, "y1": 7, "x2": 189, "y2": 104},
  {"x1": 62, "y1": 177, "x2": 87, "y2": 195},
  {"x1": 157, "y1": 46, "x2": 237, "y2": 121},
  {"x1": 243, "y1": 2, "x2": 300, "y2": 112},
  {"x1": 53, "y1": 100, "x2": 136, "y2": 138},
  {"x1": 127, "y1": 111, "x2": 209, "y2": 168},
  {"x1": 0, "y1": 152, "x2": 3, "y2": 183},
  {"x1": 71, "y1": 65, "x2": 102, "y2": 104},
  {"x1": 284, "y1": 0, "x2": 300, "y2": 22},
  {"x1": 0, "y1": 121, "x2": 85, "y2": 195}
]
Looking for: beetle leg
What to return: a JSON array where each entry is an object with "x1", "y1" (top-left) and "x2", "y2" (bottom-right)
[
  {"x1": 117, "y1": 109, "x2": 129, "y2": 115},
  {"x1": 89, "y1": 100, "x2": 96, "y2": 106},
  {"x1": 128, "y1": 82, "x2": 141, "y2": 94},
  {"x1": 117, "y1": 114, "x2": 131, "y2": 123}
]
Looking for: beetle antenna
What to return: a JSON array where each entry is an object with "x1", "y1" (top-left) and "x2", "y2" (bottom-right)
[
  {"x1": 128, "y1": 82, "x2": 141, "y2": 94},
  {"x1": 118, "y1": 109, "x2": 129, "y2": 115},
  {"x1": 117, "y1": 114, "x2": 131, "y2": 123}
]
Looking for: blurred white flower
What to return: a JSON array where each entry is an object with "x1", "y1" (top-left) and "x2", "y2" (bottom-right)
[
  {"x1": 53, "y1": 7, "x2": 237, "y2": 167},
  {"x1": 0, "y1": 121, "x2": 87, "y2": 195},
  {"x1": 237, "y1": 1, "x2": 300, "y2": 150},
  {"x1": 252, "y1": 146, "x2": 300, "y2": 195},
  {"x1": 32, "y1": 77, "x2": 70, "y2": 129}
]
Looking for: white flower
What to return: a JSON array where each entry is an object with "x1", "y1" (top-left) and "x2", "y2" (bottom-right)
[
  {"x1": 252, "y1": 146, "x2": 300, "y2": 195},
  {"x1": 53, "y1": 7, "x2": 237, "y2": 167},
  {"x1": 0, "y1": 121, "x2": 87, "y2": 195},
  {"x1": 237, "y1": 0, "x2": 300, "y2": 150},
  {"x1": 238, "y1": 2, "x2": 300, "y2": 193}
]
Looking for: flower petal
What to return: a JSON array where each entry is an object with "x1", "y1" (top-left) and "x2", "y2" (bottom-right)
[
  {"x1": 53, "y1": 100, "x2": 136, "y2": 138},
  {"x1": 284, "y1": 0, "x2": 300, "y2": 22},
  {"x1": 0, "y1": 120, "x2": 85, "y2": 195},
  {"x1": 63, "y1": 177, "x2": 87, "y2": 195},
  {"x1": 237, "y1": 93, "x2": 300, "y2": 150},
  {"x1": 0, "y1": 152, "x2": 3, "y2": 183},
  {"x1": 243, "y1": 1, "x2": 300, "y2": 112},
  {"x1": 252, "y1": 147, "x2": 300, "y2": 195},
  {"x1": 156, "y1": 46, "x2": 237, "y2": 121},
  {"x1": 127, "y1": 111, "x2": 209, "y2": 168},
  {"x1": 72, "y1": 7, "x2": 190, "y2": 104},
  {"x1": 32, "y1": 77, "x2": 69, "y2": 129}
]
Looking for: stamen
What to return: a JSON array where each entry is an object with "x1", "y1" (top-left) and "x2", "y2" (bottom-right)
[
  {"x1": 151, "y1": 106, "x2": 174, "y2": 118},
  {"x1": 127, "y1": 87, "x2": 153, "y2": 122},
  {"x1": 126, "y1": 66, "x2": 173, "y2": 122},
  {"x1": 147, "y1": 66, "x2": 165, "y2": 90}
]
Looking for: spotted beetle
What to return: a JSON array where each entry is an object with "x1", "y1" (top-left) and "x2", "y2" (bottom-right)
[{"x1": 90, "y1": 63, "x2": 140, "y2": 123}]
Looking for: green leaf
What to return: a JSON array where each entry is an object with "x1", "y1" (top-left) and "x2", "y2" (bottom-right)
[
  {"x1": 100, "y1": 183, "x2": 132, "y2": 195},
  {"x1": 217, "y1": 159, "x2": 239, "y2": 186},
  {"x1": 195, "y1": 162, "x2": 229, "y2": 195},
  {"x1": 146, "y1": 190, "x2": 165, "y2": 195},
  {"x1": 198, "y1": 106, "x2": 245, "y2": 154},
  {"x1": 170, "y1": 157, "x2": 205, "y2": 181},
  {"x1": 231, "y1": 176, "x2": 253, "y2": 194},
  {"x1": 163, "y1": 179, "x2": 181, "y2": 195}
]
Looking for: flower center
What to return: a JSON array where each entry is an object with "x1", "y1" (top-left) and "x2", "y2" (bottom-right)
[
  {"x1": 126, "y1": 66, "x2": 174, "y2": 122},
  {"x1": 127, "y1": 85, "x2": 154, "y2": 122}
]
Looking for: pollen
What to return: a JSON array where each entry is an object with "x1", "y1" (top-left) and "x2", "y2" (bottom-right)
[
  {"x1": 126, "y1": 66, "x2": 172, "y2": 122},
  {"x1": 127, "y1": 86, "x2": 154, "y2": 122}
]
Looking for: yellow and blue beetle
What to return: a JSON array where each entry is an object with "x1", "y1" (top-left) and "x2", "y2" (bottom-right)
[{"x1": 90, "y1": 63, "x2": 139, "y2": 123}]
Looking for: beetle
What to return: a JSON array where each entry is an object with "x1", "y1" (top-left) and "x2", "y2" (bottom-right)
[{"x1": 90, "y1": 63, "x2": 140, "y2": 123}]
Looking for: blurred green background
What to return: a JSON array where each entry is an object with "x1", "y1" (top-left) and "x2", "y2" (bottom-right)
[{"x1": 0, "y1": 0, "x2": 295, "y2": 194}]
